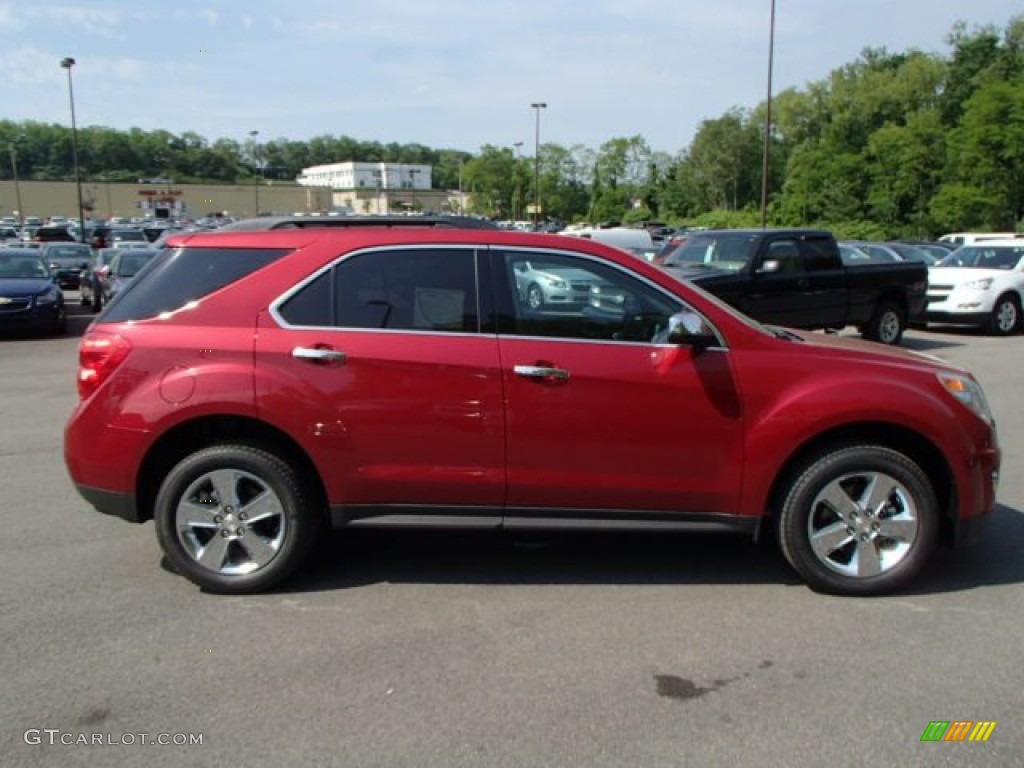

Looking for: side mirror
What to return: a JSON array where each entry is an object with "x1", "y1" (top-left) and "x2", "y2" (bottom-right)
[
  {"x1": 756, "y1": 259, "x2": 780, "y2": 274},
  {"x1": 664, "y1": 310, "x2": 718, "y2": 348}
]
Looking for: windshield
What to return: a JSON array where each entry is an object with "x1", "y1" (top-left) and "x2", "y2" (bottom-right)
[
  {"x1": 938, "y1": 245, "x2": 1024, "y2": 269},
  {"x1": 0, "y1": 253, "x2": 49, "y2": 279},
  {"x1": 664, "y1": 233, "x2": 757, "y2": 271}
]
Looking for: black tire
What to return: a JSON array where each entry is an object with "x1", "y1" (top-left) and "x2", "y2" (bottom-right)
[
  {"x1": 776, "y1": 445, "x2": 938, "y2": 596},
  {"x1": 92, "y1": 291, "x2": 102, "y2": 313},
  {"x1": 527, "y1": 282, "x2": 545, "y2": 310},
  {"x1": 80, "y1": 291, "x2": 92, "y2": 308},
  {"x1": 52, "y1": 307, "x2": 67, "y2": 336},
  {"x1": 987, "y1": 293, "x2": 1021, "y2": 336},
  {"x1": 154, "y1": 445, "x2": 321, "y2": 593},
  {"x1": 862, "y1": 300, "x2": 905, "y2": 345}
]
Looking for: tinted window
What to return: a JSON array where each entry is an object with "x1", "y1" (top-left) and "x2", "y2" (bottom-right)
[
  {"x1": 800, "y1": 238, "x2": 840, "y2": 271},
  {"x1": 277, "y1": 248, "x2": 482, "y2": 332},
  {"x1": 102, "y1": 247, "x2": 291, "y2": 322},
  {"x1": 666, "y1": 233, "x2": 758, "y2": 271},
  {"x1": 496, "y1": 250, "x2": 682, "y2": 343},
  {"x1": 278, "y1": 271, "x2": 333, "y2": 326}
]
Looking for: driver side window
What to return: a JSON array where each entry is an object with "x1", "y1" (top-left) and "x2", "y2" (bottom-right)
[{"x1": 497, "y1": 251, "x2": 682, "y2": 343}]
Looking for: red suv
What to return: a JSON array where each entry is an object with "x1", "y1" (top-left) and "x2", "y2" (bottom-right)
[{"x1": 64, "y1": 227, "x2": 1000, "y2": 595}]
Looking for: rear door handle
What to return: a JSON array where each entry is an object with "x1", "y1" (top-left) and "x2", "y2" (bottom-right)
[
  {"x1": 292, "y1": 346, "x2": 346, "y2": 365},
  {"x1": 514, "y1": 364, "x2": 570, "y2": 384}
]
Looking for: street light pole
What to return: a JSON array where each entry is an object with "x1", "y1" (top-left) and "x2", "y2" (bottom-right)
[
  {"x1": 513, "y1": 141, "x2": 524, "y2": 221},
  {"x1": 60, "y1": 57, "x2": 87, "y2": 243},
  {"x1": 759, "y1": 0, "x2": 776, "y2": 229},
  {"x1": 530, "y1": 102, "x2": 547, "y2": 228},
  {"x1": 8, "y1": 140, "x2": 24, "y2": 230},
  {"x1": 249, "y1": 130, "x2": 260, "y2": 216}
]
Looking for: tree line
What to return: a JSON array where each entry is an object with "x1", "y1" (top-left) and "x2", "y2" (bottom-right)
[{"x1": 2, "y1": 15, "x2": 1021, "y2": 238}]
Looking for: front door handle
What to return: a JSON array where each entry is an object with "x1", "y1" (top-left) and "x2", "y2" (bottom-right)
[
  {"x1": 292, "y1": 346, "x2": 346, "y2": 365},
  {"x1": 514, "y1": 364, "x2": 570, "y2": 384}
]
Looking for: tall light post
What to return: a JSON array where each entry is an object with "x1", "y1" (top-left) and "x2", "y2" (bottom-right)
[
  {"x1": 249, "y1": 129, "x2": 260, "y2": 216},
  {"x1": 60, "y1": 57, "x2": 87, "y2": 242},
  {"x1": 8, "y1": 137, "x2": 24, "y2": 229},
  {"x1": 512, "y1": 141, "x2": 524, "y2": 221},
  {"x1": 530, "y1": 102, "x2": 546, "y2": 228},
  {"x1": 759, "y1": 0, "x2": 776, "y2": 229}
]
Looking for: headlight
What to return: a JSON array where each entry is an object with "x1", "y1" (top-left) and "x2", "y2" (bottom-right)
[
  {"x1": 962, "y1": 277, "x2": 994, "y2": 291},
  {"x1": 938, "y1": 373, "x2": 994, "y2": 425},
  {"x1": 35, "y1": 289, "x2": 59, "y2": 306},
  {"x1": 543, "y1": 277, "x2": 567, "y2": 289}
]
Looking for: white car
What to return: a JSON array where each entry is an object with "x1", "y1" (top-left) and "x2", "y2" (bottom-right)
[{"x1": 925, "y1": 240, "x2": 1024, "y2": 335}]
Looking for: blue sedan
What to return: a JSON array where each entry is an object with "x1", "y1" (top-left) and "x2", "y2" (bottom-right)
[{"x1": 0, "y1": 250, "x2": 66, "y2": 335}]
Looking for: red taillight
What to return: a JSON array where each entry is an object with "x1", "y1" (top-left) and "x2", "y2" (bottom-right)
[{"x1": 78, "y1": 332, "x2": 132, "y2": 399}]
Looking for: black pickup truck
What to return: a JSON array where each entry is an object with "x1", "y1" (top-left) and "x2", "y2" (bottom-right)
[{"x1": 661, "y1": 229, "x2": 928, "y2": 344}]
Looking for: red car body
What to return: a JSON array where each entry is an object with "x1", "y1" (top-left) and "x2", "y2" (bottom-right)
[{"x1": 64, "y1": 227, "x2": 1000, "y2": 594}]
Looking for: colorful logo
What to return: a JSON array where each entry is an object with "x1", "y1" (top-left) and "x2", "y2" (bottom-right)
[{"x1": 920, "y1": 721, "x2": 996, "y2": 742}]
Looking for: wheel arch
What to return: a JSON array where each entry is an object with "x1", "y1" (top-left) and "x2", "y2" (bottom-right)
[
  {"x1": 762, "y1": 421, "x2": 958, "y2": 547},
  {"x1": 135, "y1": 415, "x2": 327, "y2": 525}
]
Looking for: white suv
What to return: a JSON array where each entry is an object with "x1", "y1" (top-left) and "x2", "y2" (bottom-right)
[{"x1": 925, "y1": 240, "x2": 1024, "y2": 335}]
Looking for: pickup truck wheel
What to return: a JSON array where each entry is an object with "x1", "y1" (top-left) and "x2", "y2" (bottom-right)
[
  {"x1": 862, "y1": 301, "x2": 904, "y2": 345},
  {"x1": 776, "y1": 445, "x2": 938, "y2": 596},
  {"x1": 154, "y1": 445, "x2": 320, "y2": 594},
  {"x1": 988, "y1": 294, "x2": 1020, "y2": 336}
]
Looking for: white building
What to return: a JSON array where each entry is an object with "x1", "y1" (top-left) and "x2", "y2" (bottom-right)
[
  {"x1": 296, "y1": 161, "x2": 443, "y2": 214},
  {"x1": 296, "y1": 162, "x2": 432, "y2": 191}
]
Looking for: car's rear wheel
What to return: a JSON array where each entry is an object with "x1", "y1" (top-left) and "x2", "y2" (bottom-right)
[
  {"x1": 776, "y1": 445, "x2": 938, "y2": 595},
  {"x1": 154, "y1": 445, "x2": 320, "y2": 593},
  {"x1": 862, "y1": 300, "x2": 905, "y2": 345},
  {"x1": 988, "y1": 294, "x2": 1020, "y2": 336}
]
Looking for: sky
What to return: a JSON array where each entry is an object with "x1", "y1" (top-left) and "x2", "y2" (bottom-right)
[{"x1": 1, "y1": 0, "x2": 1021, "y2": 157}]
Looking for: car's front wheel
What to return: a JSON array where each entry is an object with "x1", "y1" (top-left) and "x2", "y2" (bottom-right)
[
  {"x1": 988, "y1": 294, "x2": 1020, "y2": 336},
  {"x1": 154, "y1": 445, "x2": 320, "y2": 593},
  {"x1": 527, "y1": 282, "x2": 545, "y2": 310},
  {"x1": 776, "y1": 445, "x2": 938, "y2": 595}
]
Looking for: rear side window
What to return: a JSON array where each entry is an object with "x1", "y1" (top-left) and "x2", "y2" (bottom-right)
[
  {"x1": 101, "y1": 247, "x2": 291, "y2": 322},
  {"x1": 277, "y1": 248, "x2": 482, "y2": 332}
]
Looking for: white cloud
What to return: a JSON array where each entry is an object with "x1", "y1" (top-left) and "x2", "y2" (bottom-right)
[{"x1": 201, "y1": 9, "x2": 219, "y2": 26}]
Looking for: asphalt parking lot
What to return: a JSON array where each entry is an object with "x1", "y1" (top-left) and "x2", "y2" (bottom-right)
[{"x1": 2, "y1": 299, "x2": 1022, "y2": 767}]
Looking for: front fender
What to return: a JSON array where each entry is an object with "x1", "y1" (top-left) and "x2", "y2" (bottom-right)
[{"x1": 738, "y1": 374, "x2": 973, "y2": 518}]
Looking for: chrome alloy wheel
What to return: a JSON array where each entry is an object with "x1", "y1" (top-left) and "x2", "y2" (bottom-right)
[
  {"x1": 175, "y1": 468, "x2": 287, "y2": 576},
  {"x1": 995, "y1": 300, "x2": 1018, "y2": 334},
  {"x1": 877, "y1": 310, "x2": 902, "y2": 344},
  {"x1": 807, "y1": 470, "x2": 919, "y2": 579}
]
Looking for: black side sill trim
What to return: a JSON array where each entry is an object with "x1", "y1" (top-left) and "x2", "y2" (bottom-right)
[{"x1": 330, "y1": 504, "x2": 758, "y2": 534}]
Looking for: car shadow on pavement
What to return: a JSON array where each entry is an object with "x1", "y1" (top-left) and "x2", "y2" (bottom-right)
[
  {"x1": 284, "y1": 528, "x2": 802, "y2": 594},
  {"x1": 905, "y1": 503, "x2": 1024, "y2": 596},
  {"x1": 898, "y1": 335, "x2": 965, "y2": 352},
  {"x1": 279, "y1": 503, "x2": 1024, "y2": 596}
]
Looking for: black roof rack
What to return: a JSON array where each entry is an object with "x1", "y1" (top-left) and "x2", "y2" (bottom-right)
[{"x1": 217, "y1": 215, "x2": 499, "y2": 232}]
